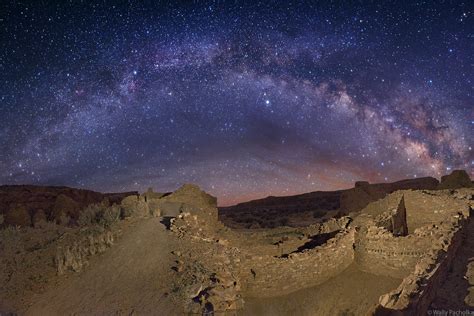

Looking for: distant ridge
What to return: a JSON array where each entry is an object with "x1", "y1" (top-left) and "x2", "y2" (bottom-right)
[{"x1": 219, "y1": 170, "x2": 472, "y2": 228}]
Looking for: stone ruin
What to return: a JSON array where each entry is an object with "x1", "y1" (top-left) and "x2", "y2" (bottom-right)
[
  {"x1": 161, "y1": 184, "x2": 473, "y2": 314},
  {"x1": 219, "y1": 170, "x2": 473, "y2": 229},
  {"x1": 41, "y1": 179, "x2": 469, "y2": 314},
  {"x1": 1, "y1": 172, "x2": 472, "y2": 314}
]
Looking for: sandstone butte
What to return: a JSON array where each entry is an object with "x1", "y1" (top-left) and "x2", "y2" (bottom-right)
[{"x1": 0, "y1": 170, "x2": 473, "y2": 315}]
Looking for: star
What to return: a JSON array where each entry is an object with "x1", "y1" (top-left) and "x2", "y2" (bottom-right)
[{"x1": 0, "y1": 1, "x2": 471, "y2": 205}]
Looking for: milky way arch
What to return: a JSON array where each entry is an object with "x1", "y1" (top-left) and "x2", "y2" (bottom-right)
[{"x1": 1, "y1": 2, "x2": 472, "y2": 205}]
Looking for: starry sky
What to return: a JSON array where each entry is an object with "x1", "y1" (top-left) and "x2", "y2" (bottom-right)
[{"x1": 0, "y1": 1, "x2": 472, "y2": 205}]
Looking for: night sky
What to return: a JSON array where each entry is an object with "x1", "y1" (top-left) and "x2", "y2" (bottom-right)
[{"x1": 1, "y1": 1, "x2": 472, "y2": 205}]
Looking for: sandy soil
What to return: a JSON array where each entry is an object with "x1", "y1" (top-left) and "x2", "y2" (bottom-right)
[
  {"x1": 240, "y1": 263, "x2": 401, "y2": 316},
  {"x1": 24, "y1": 217, "x2": 178, "y2": 315}
]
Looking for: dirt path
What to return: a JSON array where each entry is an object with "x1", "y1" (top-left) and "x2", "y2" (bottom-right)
[{"x1": 24, "y1": 217, "x2": 178, "y2": 315}]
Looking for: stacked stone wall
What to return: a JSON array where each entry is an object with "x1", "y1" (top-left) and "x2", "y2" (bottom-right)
[
  {"x1": 239, "y1": 229, "x2": 355, "y2": 297},
  {"x1": 374, "y1": 217, "x2": 467, "y2": 315},
  {"x1": 355, "y1": 227, "x2": 432, "y2": 278},
  {"x1": 54, "y1": 228, "x2": 115, "y2": 274}
]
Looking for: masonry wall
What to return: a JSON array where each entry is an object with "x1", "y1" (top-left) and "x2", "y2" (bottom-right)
[
  {"x1": 240, "y1": 229, "x2": 355, "y2": 297},
  {"x1": 232, "y1": 217, "x2": 351, "y2": 258},
  {"x1": 402, "y1": 190, "x2": 470, "y2": 233},
  {"x1": 374, "y1": 217, "x2": 467, "y2": 315},
  {"x1": 375, "y1": 196, "x2": 408, "y2": 236},
  {"x1": 354, "y1": 227, "x2": 432, "y2": 278},
  {"x1": 414, "y1": 221, "x2": 465, "y2": 314},
  {"x1": 54, "y1": 228, "x2": 115, "y2": 274}
]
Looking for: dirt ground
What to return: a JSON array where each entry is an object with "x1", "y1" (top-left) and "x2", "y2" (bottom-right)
[
  {"x1": 22, "y1": 217, "x2": 178, "y2": 315},
  {"x1": 1, "y1": 188, "x2": 472, "y2": 315},
  {"x1": 240, "y1": 263, "x2": 402, "y2": 316}
]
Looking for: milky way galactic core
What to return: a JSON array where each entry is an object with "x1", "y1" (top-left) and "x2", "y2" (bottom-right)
[{"x1": 1, "y1": 1, "x2": 472, "y2": 205}]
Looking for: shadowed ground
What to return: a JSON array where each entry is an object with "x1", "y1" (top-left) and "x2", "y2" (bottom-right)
[{"x1": 240, "y1": 263, "x2": 401, "y2": 316}]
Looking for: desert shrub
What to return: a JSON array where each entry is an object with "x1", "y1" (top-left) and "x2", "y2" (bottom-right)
[
  {"x1": 0, "y1": 224, "x2": 19, "y2": 235},
  {"x1": 78, "y1": 204, "x2": 102, "y2": 227},
  {"x1": 240, "y1": 216, "x2": 255, "y2": 224},
  {"x1": 312, "y1": 209, "x2": 326, "y2": 218},
  {"x1": 120, "y1": 206, "x2": 133, "y2": 219},
  {"x1": 98, "y1": 205, "x2": 121, "y2": 228},
  {"x1": 52, "y1": 194, "x2": 80, "y2": 224},
  {"x1": 265, "y1": 221, "x2": 275, "y2": 228},
  {"x1": 278, "y1": 217, "x2": 289, "y2": 226},
  {"x1": 4, "y1": 205, "x2": 31, "y2": 227},
  {"x1": 78, "y1": 203, "x2": 121, "y2": 228},
  {"x1": 340, "y1": 309, "x2": 355, "y2": 316},
  {"x1": 262, "y1": 213, "x2": 272, "y2": 220}
]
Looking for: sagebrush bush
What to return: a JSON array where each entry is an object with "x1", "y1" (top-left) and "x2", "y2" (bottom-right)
[
  {"x1": 120, "y1": 206, "x2": 133, "y2": 219},
  {"x1": 278, "y1": 217, "x2": 289, "y2": 226},
  {"x1": 78, "y1": 203, "x2": 121, "y2": 228},
  {"x1": 313, "y1": 209, "x2": 326, "y2": 218},
  {"x1": 77, "y1": 204, "x2": 101, "y2": 227},
  {"x1": 98, "y1": 205, "x2": 121, "y2": 228}
]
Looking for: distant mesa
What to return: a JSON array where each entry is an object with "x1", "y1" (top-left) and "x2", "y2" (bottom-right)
[
  {"x1": 0, "y1": 170, "x2": 471, "y2": 229},
  {"x1": 219, "y1": 170, "x2": 472, "y2": 229}
]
